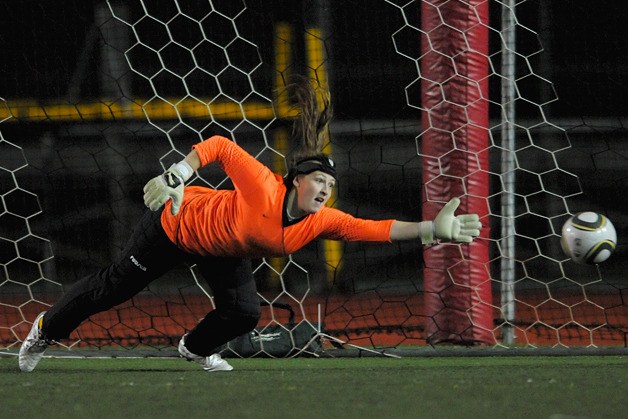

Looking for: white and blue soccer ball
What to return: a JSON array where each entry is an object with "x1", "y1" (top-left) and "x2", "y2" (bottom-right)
[{"x1": 561, "y1": 212, "x2": 617, "y2": 265}]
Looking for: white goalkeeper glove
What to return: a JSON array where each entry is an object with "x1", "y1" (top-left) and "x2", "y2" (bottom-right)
[
  {"x1": 418, "y1": 198, "x2": 482, "y2": 244},
  {"x1": 143, "y1": 161, "x2": 194, "y2": 215}
]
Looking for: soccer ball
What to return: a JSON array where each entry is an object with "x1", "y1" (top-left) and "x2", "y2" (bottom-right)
[{"x1": 561, "y1": 212, "x2": 617, "y2": 265}]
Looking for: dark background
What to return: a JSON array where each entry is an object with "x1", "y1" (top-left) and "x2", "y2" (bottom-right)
[
  {"x1": 2, "y1": 1, "x2": 627, "y2": 117},
  {"x1": 1, "y1": 0, "x2": 626, "y2": 293}
]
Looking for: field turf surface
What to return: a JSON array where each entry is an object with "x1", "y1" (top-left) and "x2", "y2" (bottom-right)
[{"x1": 1, "y1": 354, "x2": 625, "y2": 418}]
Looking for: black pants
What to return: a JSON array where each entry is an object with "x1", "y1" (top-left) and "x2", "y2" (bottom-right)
[{"x1": 42, "y1": 208, "x2": 260, "y2": 356}]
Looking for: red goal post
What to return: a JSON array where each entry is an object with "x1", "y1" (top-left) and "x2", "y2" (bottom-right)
[{"x1": 419, "y1": 0, "x2": 492, "y2": 345}]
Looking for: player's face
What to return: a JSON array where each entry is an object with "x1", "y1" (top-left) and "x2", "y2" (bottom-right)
[{"x1": 294, "y1": 171, "x2": 336, "y2": 214}]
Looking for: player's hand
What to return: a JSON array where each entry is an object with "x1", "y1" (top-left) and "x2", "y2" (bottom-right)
[
  {"x1": 434, "y1": 197, "x2": 481, "y2": 243},
  {"x1": 143, "y1": 162, "x2": 192, "y2": 215},
  {"x1": 418, "y1": 198, "x2": 482, "y2": 244}
]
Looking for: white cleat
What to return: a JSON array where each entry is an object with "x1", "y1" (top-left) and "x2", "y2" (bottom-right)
[
  {"x1": 19, "y1": 312, "x2": 49, "y2": 372},
  {"x1": 178, "y1": 335, "x2": 233, "y2": 372}
]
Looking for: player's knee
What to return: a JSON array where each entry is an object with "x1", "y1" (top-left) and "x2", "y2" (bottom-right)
[
  {"x1": 236, "y1": 313, "x2": 259, "y2": 335},
  {"x1": 224, "y1": 305, "x2": 260, "y2": 335}
]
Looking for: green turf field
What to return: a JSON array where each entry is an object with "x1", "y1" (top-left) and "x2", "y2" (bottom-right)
[{"x1": 1, "y1": 355, "x2": 625, "y2": 418}]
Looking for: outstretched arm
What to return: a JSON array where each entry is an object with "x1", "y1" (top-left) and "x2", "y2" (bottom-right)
[
  {"x1": 390, "y1": 221, "x2": 423, "y2": 241},
  {"x1": 390, "y1": 198, "x2": 482, "y2": 244}
]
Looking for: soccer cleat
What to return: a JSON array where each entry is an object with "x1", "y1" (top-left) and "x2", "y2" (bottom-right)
[
  {"x1": 19, "y1": 312, "x2": 49, "y2": 372},
  {"x1": 178, "y1": 335, "x2": 233, "y2": 372}
]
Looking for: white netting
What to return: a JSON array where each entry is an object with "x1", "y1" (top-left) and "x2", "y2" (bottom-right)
[
  {"x1": 384, "y1": 0, "x2": 625, "y2": 347},
  {"x1": 0, "y1": 1, "x2": 625, "y2": 354}
]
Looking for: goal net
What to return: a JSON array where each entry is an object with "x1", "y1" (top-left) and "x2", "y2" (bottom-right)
[{"x1": 1, "y1": 0, "x2": 626, "y2": 356}]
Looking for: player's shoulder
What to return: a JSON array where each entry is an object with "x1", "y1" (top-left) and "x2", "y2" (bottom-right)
[{"x1": 315, "y1": 205, "x2": 352, "y2": 221}]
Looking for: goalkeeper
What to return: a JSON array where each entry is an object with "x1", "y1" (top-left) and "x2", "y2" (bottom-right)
[{"x1": 19, "y1": 82, "x2": 482, "y2": 373}]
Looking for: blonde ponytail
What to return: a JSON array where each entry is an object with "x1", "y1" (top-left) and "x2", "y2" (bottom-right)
[{"x1": 287, "y1": 78, "x2": 333, "y2": 168}]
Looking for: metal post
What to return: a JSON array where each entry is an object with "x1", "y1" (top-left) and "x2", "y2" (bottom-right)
[{"x1": 500, "y1": 0, "x2": 517, "y2": 345}]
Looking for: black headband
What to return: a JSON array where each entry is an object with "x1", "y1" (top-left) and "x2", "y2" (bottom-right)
[{"x1": 294, "y1": 155, "x2": 337, "y2": 179}]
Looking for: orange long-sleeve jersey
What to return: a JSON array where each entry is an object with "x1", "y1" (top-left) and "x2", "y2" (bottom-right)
[{"x1": 160, "y1": 136, "x2": 394, "y2": 258}]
